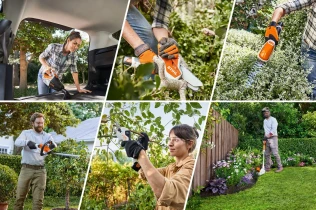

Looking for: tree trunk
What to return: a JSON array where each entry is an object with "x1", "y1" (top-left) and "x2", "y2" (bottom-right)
[
  {"x1": 65, "y1": 188, "x2": 70, "y2": 210},
  {"x1": 13, "y1": 51, "x2": 20, "y2": 86},
  {"x1": 19, "y1": 47, "x2": 28, "y2": 90}
]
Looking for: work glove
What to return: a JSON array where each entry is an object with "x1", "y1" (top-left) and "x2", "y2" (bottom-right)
[
  {"x1": 134, "y1": 43, "x2": 156, "y2": 64},
  {"x1": 158, "y1": 37, "x2": 179, "y2": 59},
  {"x1": 121, "y1": 140, "x2": 145, "y2": 159},
  {"x1": 48, "y1": 141, "x2": 57, "y2": 150},
  {"x1": 264, "y1": 21, "x2": 279, "y2": 46},
  {"x1": 27, "y1": 141, "x2": 37, "y2": 149},
  {"x1": 138, "y1": 132, "x2": 149, "y2": 150}
]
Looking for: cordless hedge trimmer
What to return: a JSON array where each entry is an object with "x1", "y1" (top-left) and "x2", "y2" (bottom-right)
[
  {"x1": 246, "y1": 22, "x2": 283, "y2": 87},
  {"x1": 35, "y1": 141, "x2": 80, "y2": 158}
]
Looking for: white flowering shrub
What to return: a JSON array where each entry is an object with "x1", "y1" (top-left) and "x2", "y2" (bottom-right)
[{"x1": 214, "y1": 29, "x2": 311, "y2": 100}]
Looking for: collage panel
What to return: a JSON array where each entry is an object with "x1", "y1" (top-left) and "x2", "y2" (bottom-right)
[
  {"x1": 106, "y1": 0, "x2": 233, "y2": 101},
  {"x1": 0, "y1": 102, "x2": 102, "y2": 210},
  {"x1": 187, "y1": 102, "x2": 316, "y2": 210},
  {"x1": 80, "y1": 102, "x2": 209, "y2": 209},
  {"x1": 0, "y1": 0, "x2": 129, "y2": 101},
  {"x1": 213, "y1": 0, "x2": 315, "y2": 100}
]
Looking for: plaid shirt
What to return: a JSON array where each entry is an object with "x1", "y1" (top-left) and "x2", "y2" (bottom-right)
[
  {"x1": 39, "y1": 43, "x2": 78, "y2": 79},
  {"x1": 152, "y1": 0, "x2": 172, "y2": 30},
  {"x1": 277, "y1": 0, "x2": 316, "y2": 50}
]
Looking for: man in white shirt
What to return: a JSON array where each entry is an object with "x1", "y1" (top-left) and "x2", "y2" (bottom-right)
[
  {"x1": 14, "y1": 112, "x2": 57, "y2": 210},
  {"x1": 262, "y1": 107, "x2": 283, "y2": 173}
]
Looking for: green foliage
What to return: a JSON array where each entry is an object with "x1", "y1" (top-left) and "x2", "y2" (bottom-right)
[
  {"x1": 230, "y1": 0, "x2": 276, "y2": 33},
  {"x1": 108, "y1": 0, "x2": 232, "y2": 100},
  {"x1": 68, "y1": 103, "x2": 103, "y2": 121},
  {"x1": 0, "y1": 164, "x2": 18, "y2": 203},
  {"x1": 13, "y1": 87, "x2": 38, "y2": 98},
  {"x1": 214, "y1": 29, "x2": 310, "y2": 100},
  {"x1": 238, "y1": 138, "x2": 316, "y2": 158},
  {"x1": 83, "y1": 102, "x2": 207, "y2": 209},
  {"x1": 81, "y1": 154, "x2": 141, "y2": 209},
  {"x1": 0, "y1": 103, "x2": 80, "y2": 136},
  {"x1": 0, "y1": 155, "x2": 22, "y2": 174},
  {"x1": 45, "y1": 139, "x2": 89, "y2": 208},
  {"x1": 215, "y1": 102, "x2": 316, "y2": 140},
  {"x1": 27, "y1": 62, "x2": 41, "y2": 84}
]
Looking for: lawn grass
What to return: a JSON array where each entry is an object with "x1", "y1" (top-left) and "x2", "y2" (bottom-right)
[
  {"x1": 8, "y1": 196, "x2": 80, "y2": 210},
  {"x1": 187, "y1": 167, "x2": 316, "y2": 210}
]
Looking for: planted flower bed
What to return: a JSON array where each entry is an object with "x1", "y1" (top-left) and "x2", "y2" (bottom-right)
[{"x1": 200, "y1": 148, "x2": 316, "y2": 197}]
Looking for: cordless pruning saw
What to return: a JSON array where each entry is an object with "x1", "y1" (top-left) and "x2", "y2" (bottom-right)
[
  {"x1": 35, "y1": 141, "x2": 80, "y2": 158},
  {"x1": 246, "y1": 22, "x2": 283, "y2": 87},
  {"x1": 42, "y1": 69, "x2": 72, "y2": 100},
  {"x1": 114, "y1": 123, "x2": 148, "y2": 171},
  {"x1": 123, "y1": 55, "x2": 203, "y2": 92}
]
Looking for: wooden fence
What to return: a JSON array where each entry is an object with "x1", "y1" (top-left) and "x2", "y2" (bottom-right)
[{"x1": 192, "y1": 110, "x2": 239, "y2": 190}]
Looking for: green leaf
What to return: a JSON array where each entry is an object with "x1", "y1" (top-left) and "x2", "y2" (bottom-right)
[
  {"x1": 190, "y1": 102, "x2": 202, "y2": 109},
  {"x1": 136, "y1": 63, "x2": 155, "y2": 78}
]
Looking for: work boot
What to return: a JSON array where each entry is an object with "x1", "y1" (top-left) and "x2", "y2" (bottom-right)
[{"x1": 275, "y1": 167, "x2": 283, "y2": 173}]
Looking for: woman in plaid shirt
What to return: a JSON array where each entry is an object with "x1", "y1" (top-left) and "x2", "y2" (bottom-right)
[
  {"x1": 38, "y1": 31, "x2": 91, "y2": 94},
  {"x1": 266, "y1": 0, "x2": 316, "y2": 99}
]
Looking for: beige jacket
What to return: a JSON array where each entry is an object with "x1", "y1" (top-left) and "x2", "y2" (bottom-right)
[{"x1": 139, "y1": 155, "x2": 195, "y2": 210}]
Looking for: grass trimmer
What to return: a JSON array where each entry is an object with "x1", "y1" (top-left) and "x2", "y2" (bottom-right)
[
  {"x1": 246, "y1": 22, "x2": 283, "y2": 87},
  {"x1": 258, "y1": 140, "x2": 266, "y2": 176},
  {"x1": 36, "y1": 141, "x2": 80, "y2": 158}
]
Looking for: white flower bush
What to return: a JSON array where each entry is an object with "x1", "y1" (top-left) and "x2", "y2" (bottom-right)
[{"x1": 214, "y1": 29, "x2": 311, "y2": 100}]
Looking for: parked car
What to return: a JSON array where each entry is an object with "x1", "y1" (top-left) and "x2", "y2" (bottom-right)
[{"x1": 0, "y1": 0, "x2": 128, "y2": 100}]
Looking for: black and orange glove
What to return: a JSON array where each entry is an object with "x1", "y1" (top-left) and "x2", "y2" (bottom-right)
[
  {"x1": 158, "y1": 37, "x2": 179, "y2": 59},
  {"x1": 265, "y1": 21, "x2": 279, "y2": 45},
  {"x1": 134, "y1": 43, "x2": 156, "y2": 64}
]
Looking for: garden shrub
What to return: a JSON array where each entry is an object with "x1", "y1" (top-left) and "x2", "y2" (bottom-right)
[
  {"x1": 214, "y1": 29, "x2": 311, "y2": 100},
  {"x1": 238, "y1": 138, "x2": 316, "y2": 157},
  {"x1": 0, "y1": 164, "x2": 18, "y2": 203},
  {"x1": 0, "y1": 154, "x2": 22, "y2": 174}
]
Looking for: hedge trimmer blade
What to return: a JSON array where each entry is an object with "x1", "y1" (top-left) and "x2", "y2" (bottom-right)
[
  {"x1": 246, "y1": 60, "x2": 265, "y2": 87},
  {"x1": 52, "y1": 153, "x2": 80, "y2": 158}
]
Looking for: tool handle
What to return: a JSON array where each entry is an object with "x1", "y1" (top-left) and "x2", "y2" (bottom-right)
[{"x1": 276, "y1": 22, "x2": 283, "y2": 35}]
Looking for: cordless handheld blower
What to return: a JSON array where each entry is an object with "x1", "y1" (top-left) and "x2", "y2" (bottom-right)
[
  {"x1": 35, "y1": 141, "x2": 80, "y2": 158},
  {"x1": 42, "y1": 70, "x2": 72, "y2": 100},
  {"x1": 115, "y1": 124, "x2": 148, "y2": 171},
  {"x1": 246, "y1": 22, "x2": 283, "y2": 87}
]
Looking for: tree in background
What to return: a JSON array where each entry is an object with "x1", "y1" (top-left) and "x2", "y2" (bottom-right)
[
  {"x1": 82, "y1": 102, "x2": 207, "y2": 209},
  {"x1": 215, "y1": 103, "x2": 316, "y2": 141},
  {"x1": 45, "y1": 139, "x2": 89, "y2": 210},
  {"x1": 0, "y1": 103, "x2": 80, "y2": 137},
  {"x1": 12, "y1": 20, "x2": 58, "y2": 90},
  {"x1": 68, "y1": 102, "x2": 103, "y2": 121}
]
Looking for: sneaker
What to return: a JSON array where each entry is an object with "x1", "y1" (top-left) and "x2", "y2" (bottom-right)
[
  {"x1": 275, "y1": 167, "x2": 283, "y2": 173},
  {"x1": 265, "y1": 168, "x2": 271, "y2": 172}
]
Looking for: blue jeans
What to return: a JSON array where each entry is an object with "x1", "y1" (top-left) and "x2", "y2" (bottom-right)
[
  {"x1": 301, "y1": 41, "x2": 316, "y2": 100},
  {"x1": 126, "y1": 5, "x2": 158, "y2": 54},
  {"x1": 37, "y1": 73, "x2": 56, "y2": 95},
  {"x1": 127, "y1": 5, "x2": 157, "y2": 80}
]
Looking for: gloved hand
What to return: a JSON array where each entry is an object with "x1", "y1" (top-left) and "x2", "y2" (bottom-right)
[
  {"x1": 48, "y1": 141, "x2": 57, "y2": 150},
  {"x1": 158, "y1": 37, "x2": 179, "y2": 59},
  {"x1": 134, "y1": 43, "x2": 156, "y2": 64},
  {"x1": 138, "y1": 132, "x2": 149, "y2": 150},
  {"x1": 264, "y1": 21, "x2": 279, "y2": 45},
  {"x1": 27, "y1": 141, "x2": 37, "y2": 149},
  {"x1": 121, "y1": 140, "x2": 145, "y2": 159}
]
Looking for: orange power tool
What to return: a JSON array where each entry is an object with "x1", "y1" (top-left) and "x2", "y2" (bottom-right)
[{"x1": 246, "y1": 22, "x2": 283, "y2": 87}]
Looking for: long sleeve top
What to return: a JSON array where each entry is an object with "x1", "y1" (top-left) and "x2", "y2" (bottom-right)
[
  {"x1": 15, "y1": 129, "x2": 55, "y2": 166},
  {"x1": 263, "y1": 116, "x2": 278, "y2": 137},
  {"x1": 139, "y1": 155, "x2": 195, "y2": 210},
  {"x1": 276, "y1": 0, "x2": 316, "y2": 50}
]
